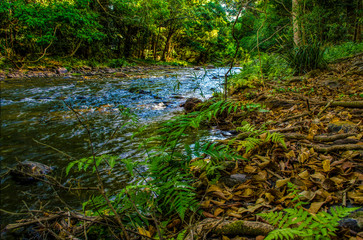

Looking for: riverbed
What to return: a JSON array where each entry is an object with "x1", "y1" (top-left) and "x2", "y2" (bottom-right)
[{"x1": 0, "y1": 67, "x2": 241, "y2": 227}]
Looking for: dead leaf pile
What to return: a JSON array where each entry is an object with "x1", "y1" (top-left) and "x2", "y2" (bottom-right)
[{"x1": 192, "y1": 54, "x2": 363, "y2": 240}]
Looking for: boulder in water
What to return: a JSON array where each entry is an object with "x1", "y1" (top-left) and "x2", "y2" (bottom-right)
[
  {"x1": 11, "y1": 161, "x2": 53, "y2": 182},
  {"x1": 181, "y1": 98, "x2": 202, "y2": 113}
]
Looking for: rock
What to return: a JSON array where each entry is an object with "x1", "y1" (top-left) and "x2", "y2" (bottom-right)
[
  {"x1": 115, "y1": 72, "x2": 129, "y2": 77},
  {"x1": 7, "y1": 73, "x2": 22, "y2": 78},
  {"x1": 56, "y1": 67, "x2": 68, "y2": 74},
  {"x1": 171, "y1": 95, "x2": 184, "y2": 99},
  {"x1": 206, "y1": 65, "x2": 215, "y2": 69},
  {"x1": 220, "y1": 173, "x2": 251, "y2": 188},
  {"x1": 181, "y1": 98, "x2": 202, "y2": 113},
  {"x1": 328, "y1": 121, "x2": 357, "y2": 133},
  {"x1": 339, "y1": 208, "x2": 363, "y2": 233},
  {"x1": 194, "y1": 67, "x2": 201, "y2": 70},
  {"x1": 104, "y1": 68, "x2": 116, "y2": 73},
  {"x1": 11, "y1": 161, "x2": 53, "y2": 182}
]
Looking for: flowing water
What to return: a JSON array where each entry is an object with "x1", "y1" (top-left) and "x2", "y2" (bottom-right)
[{"x1": 0, "y1": 67, "x2": 240, "y2": 228}]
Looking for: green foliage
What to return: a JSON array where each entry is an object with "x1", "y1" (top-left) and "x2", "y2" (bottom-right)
[
  {"x1": 230, "y1": 53, "x2": 293, "y2": 91},
  {"x1": 324, "y1": 42, "x2": 363, "y2": 62},
  {"x1": 236, "y1": 123, "x2": 286, "y2": 153},
  {"x1": 109, "y1": 58, "x2": 128, "y2": 68},
  {"x1": 189, "y1": 142, "x2": 244, "y2": 178},
  {"x1": 283, "y1": 43, "x2": 327, "y2": 74},
  {"x1": 1, "y1": 0, "x2": 104, "y2": 61},
  {"x1": 259, "y1": 183, "x2": 360, "y2": 240},
  {"x1": 158, "y1": 100, "x2": 262, "y2": 150},
  {"x1": 260, "y1": 206, "x2": 359, "y2": 240}
]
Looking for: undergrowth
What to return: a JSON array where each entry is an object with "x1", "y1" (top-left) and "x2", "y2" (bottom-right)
[
  {"x1": 283, "y1": 43, "x2": 327, "y2": 74},
  {"x1": 259, "y1": 183, "x2": 359, "y2": 240},
  {"x1": 324, "y1": 41, "x2": 363, "y2": 62},
  {"x1": 65, "y1": 99, "x2": 259, "y2": 237}
]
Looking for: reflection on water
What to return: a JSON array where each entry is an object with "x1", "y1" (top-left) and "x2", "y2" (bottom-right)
[{"x1": 0, "y1": 67, "x2": 240, "y2": 226}]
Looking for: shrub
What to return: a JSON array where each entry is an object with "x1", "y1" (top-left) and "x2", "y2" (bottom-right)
[
  {"x1": 324, "y1": 42, "x2": 363, "y2": 62},
  {"x1": 283, "y1": 43, "x2": 326, "y2": 74},
  {"x1": 230, "y1": 53, "x2": 292, "y2": 90}
]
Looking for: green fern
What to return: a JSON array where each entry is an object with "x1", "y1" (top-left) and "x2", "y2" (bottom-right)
[
  {"x1": 259, "y1": 184, "x2": 359, "y2": 240},
  {"x1": 235, "y1": 123, "x2": 287, "y2": 153}
]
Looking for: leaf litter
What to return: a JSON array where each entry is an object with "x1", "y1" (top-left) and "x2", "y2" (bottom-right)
[{"x1": 190, "y1": 54, "x2": 363, "y2": 239}]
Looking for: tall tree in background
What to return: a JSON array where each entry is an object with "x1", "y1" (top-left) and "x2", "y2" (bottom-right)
[{"x1": 292, "y1": 0, "x2": 301, "y2": 46}]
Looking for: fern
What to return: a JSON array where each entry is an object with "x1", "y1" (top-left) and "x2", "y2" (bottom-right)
[
  {"x1": 264, "y1": 228, "x2": 305, "y2": 240},
  {"x1": 235, "y1": 123, "x2": 287, "y2": 153},
  {"x1": 259, "y1": 184, "x2": 359, "y2": 240}
]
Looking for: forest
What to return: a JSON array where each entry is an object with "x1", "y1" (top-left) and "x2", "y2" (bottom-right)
[{"x1": 0, "y1": 0, "x2": 363, "y2": 240}]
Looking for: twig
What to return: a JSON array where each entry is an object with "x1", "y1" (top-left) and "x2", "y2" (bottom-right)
[
  {"x1": 317, "y1": 99, "x2": 333, "y2": 117},
  {"x1": 33, "y1": 139, "x2": 75, "y2": 160}
]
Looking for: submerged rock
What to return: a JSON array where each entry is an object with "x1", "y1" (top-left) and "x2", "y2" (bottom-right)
[
  {"x1": 181, "y1": 98, "x2": 202, "y2": 113},
  {"x1": 56, "y1": 67, "x2": 68, "y2": 74},
  {"x1": 11, "y1": 161, "x2": 53, "y2": 182}
]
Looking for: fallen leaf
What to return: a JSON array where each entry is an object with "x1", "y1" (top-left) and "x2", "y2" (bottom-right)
[
  {"x1": 244, "y1": 165, "x2": 257, "y2": 173},
  {"x1": 298, "y1": 170, "x2": 310, "y2": 180},
  {"x1": 322, "y1": 159, "x2": 331, "y2": 172},
  {"x1": 202, "y1": 211, "x2": 215, "y2": 218},
  {"x1": 138, "y1": 227, "x2": 151, "y2": 238},
  {"x1": 299, "y1": 190, "x2": 316, "y2": 201},
  {"x1": 276, "y1": 178, "x2": 291, "y2": 188},
  {"x1": 285, "y1": 150, "x2": 296, "y2": 159},
  {"x1": 214, "y1": 208, "x2": 224, "y2": 217},
  {"x1": 308, "y1": 202, "x2": 324, "y2": 214}
]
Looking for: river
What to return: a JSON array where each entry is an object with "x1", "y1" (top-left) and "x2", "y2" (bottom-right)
[{"x1": 0, "y1": 67, "x2": 241, "y2": 228}]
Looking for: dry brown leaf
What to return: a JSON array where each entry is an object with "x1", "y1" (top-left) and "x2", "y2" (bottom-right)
[
  {"x1": 322, "y1": 159, "x2": 331, "y2": 172},
  {"x1": 166, "y1": 219, "x2": 181, "y2": 229},
  {"x1": 242, "y1": 188, "x2": 254, "y2": 197},
  {"x1": 298, "y1": 170, "x2": 310, "y2": 180},
  {"x1": 298, "y1": 148, "x2": 310, "y2": 163},
  {"x1": 285, "y1": 150, "x2": 296, "y2": 160},
  {"x1": 200, "y1": 200, "x2": 211, "y2": 208},
  {"x1": 259, "y1": 132, "x2": 268, "y2": 140},
  {"x1": 254, "y1": 170, "x2": 268, "y2": 181},
  {"x1": 348, "y1": 191, "x2": 363, "y2": 204},
  {"x1": 330, "y1": 177, "x2": 345, "y2": 186},
  {"x1": 207, "y1": 185, "x2": 224, "y2": 193},
  {"x1": 311, "y1": 172, "x2": 326, "y2": 182},
  {"x1": 212, "y1": 191, "x2": 231, "y2": 200},
  {"x1": 214, "y1": 208, "x2": 224, "y2": 217},
  {"x1": 276, "y1": 178, "x2": 290, "y2": 188},
  {"x1": 299, "y1": 190, "x2": 316, "y2": 201},
  {"x1": 244, "y1": 165, "x2": 257, "y2": 173},
  {"x1": 202, "y1": 211, "x2": 215, "y2": 218},
  {"x1": 226, "y1": 210, "x2": 242, "y2": 218},
  {"x1": 308, "y1": 202, "x2": 324, "y2": 214},
  {"x1": 264, "y1": 192, "x2": 275, "y2": 203},
  {"x1": 138, "y1": 227, "x2": 151, "y2": 238},
  {"x1": 210, "y1": 199, "x2": 226, "y2": 206}
]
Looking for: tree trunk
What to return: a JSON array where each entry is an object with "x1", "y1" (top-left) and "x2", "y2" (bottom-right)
[
  {"x1": 161, "y1": 27, "x2": 174, "y2": 61},
  {"x1": 154, "y1": 27, "x2": 161, "y2": 60},
  {"x1": 292, "y1": 0, "x2": 301, "y2": 46}
]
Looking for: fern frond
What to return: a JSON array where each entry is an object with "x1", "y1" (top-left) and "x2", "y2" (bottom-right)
[{"x1": 264, "y1": 228, "x2": 305, "y2": 240}]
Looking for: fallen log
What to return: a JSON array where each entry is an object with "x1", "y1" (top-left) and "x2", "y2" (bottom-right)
[
  {"x1": 214, "y1": 220, "x2": 275, "y2": 236},
  {"x1": 283, "y1": 133, "x2": 356, "y2": 142},
  {"x1": 302, "y1": 144, "x2": 363, "y2": 153},
  {"x1": 186, "y1": 218, "x2": 274, "y2": 239}
]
